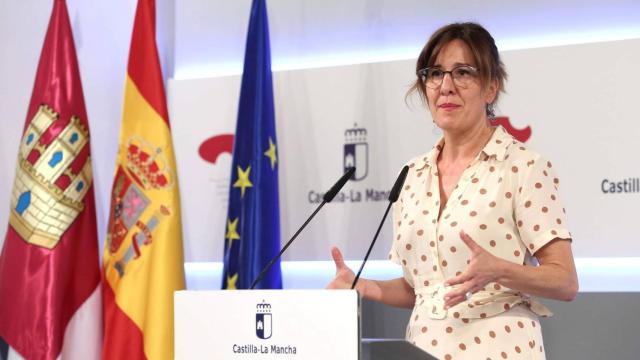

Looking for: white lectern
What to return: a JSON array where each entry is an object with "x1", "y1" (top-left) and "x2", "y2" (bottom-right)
[{"x1": 174, "y1": 290, "x2": 435, "y2": 360}]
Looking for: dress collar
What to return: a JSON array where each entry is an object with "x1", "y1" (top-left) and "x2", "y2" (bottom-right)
[{"x1": 415, "y1": 125, "x2": 513, "y2": 171}]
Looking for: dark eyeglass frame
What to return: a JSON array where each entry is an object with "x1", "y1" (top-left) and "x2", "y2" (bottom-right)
[{"x1": 416, "y1": 65, "x2": 479, "y2": 89}]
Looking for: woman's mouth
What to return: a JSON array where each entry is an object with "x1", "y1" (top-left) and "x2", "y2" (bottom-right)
[{"x1": 438, "y1": 103, "x2": 461, "y2": 111}]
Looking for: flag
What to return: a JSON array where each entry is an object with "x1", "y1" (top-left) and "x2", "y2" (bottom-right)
[
  {"x1": 0, "y1": 1, "x2": 102, "y2": 359},
  {"x1": 222, "y1": 0, "x2": 282, "y2": 290},
  {"x1": 101, "y1": 0, "x2": 185, "y2": 359}
]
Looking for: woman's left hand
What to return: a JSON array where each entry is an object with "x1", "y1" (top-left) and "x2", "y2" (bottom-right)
[{"x1": 443, "y1": 230, "x2": 507, "y2": 309}]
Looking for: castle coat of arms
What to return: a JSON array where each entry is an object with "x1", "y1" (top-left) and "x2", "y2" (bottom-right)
[
  {"x1": 256, "y1": 301, "x2": 273, "y2": 339},
  {"x1": 344, "y1": 124, "x2": 368, "y2": 181},
  {"x1": 9, "y1": 105, "x2": 92, "y2": 249}
]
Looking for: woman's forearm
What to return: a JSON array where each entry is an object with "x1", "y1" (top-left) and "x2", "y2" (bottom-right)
[
  {"x1": 359, "y1": 277, "x2": 416, "y2": 309},
  {"x1": 496, "y1": 240, "x2": 578, "y2": 301}
]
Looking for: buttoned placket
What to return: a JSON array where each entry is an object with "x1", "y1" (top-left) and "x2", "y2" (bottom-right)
[{"x1": 426, "y1": 153, "x2": 485, "y2": 318}]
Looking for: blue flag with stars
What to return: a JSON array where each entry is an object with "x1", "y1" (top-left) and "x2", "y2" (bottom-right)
[{"x1": 222, "y1": 0, "x2": 282, "y2": 290}]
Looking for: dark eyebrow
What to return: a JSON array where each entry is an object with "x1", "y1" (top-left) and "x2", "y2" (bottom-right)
[{"x1": 431, "y1": 62, "x2": 474, "y2": 68}]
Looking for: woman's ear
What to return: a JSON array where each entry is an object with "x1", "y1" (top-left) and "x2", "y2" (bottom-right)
[{"x1": 484, "y1": 78, "x2": 499, "y2": 104}]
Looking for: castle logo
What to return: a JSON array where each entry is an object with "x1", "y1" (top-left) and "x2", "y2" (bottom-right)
[
  {"x1": 256, "y1": 300, "x2": 273, "y2": 339},
  {"x1": 9, "y1": 104, "x2": 92, "y2": 249},
  {"x1": 106, "y1": 136, "x2": 173, "y2": 277},
  {"x1": 344, "y1": 124, "x2": 368, "y2": 181}
]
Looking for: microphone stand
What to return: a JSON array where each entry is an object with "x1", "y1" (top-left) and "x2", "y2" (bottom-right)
[
  {"x1": 351, "y1": 165, "x2": 409, "y2": 290},
  {"x1": 250, "y1": 200, "x2": 327, "y2": 289},
  {"x1": 250, "y1": 167, "x2": 356, "y2": 290}
]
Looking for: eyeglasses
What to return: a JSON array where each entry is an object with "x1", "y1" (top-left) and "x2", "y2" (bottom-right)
[{"x1": 417, "y1": 65, "x2": 479, "y2": 89}]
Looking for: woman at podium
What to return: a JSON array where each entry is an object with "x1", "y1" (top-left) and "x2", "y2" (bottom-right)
[{"x1": 328, "y1": 22, "x2": 578, "y2": 360}]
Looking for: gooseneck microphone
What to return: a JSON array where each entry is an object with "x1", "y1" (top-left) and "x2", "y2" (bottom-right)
[
  {"x1": 351, "y1": 165, "x2": 409, "y2": 290},
  {"x1": 250, "y1": 167, "x2": 356, "y2": 289}
]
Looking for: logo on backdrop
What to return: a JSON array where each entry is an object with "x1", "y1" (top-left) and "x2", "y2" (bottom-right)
[
  {"x1": 344, "y1": 124, "x2": 368, "y2": 181},
  {"x1": 199, "y1": 134, "x2": 234, "y2": 165},
  {"x1": 307, "y1": 123, "x2": 390, "y2": 204},
  {"x1": 198, "y1": 133, "x2": 235, "y2": 208},
  {"x1": 256, "y1": 301, "x2": 273, "y2": 339},
  {"x1": 490, "y1": 116, "x2": 532, "y2": 143}
]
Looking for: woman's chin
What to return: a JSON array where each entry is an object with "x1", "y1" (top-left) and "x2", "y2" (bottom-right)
[{"x1": 434, "y1": 118, "x2": 462, "y2": 132}]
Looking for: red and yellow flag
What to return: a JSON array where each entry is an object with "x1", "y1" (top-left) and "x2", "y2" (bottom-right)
[{"x1": 102, "y1": 0, "x2": 185, "y2": 359}]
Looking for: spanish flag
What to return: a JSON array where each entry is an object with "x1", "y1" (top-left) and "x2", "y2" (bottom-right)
[{"x1": 102, "y1": 0, "x2": 185, "y2": 359}]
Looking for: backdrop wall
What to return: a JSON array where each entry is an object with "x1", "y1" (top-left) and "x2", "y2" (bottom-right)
[
  {"x1": 1, "y1": 0, "x2": 639, "y2": 273},
  {"x1": 170, "y1": 38, "x2": 640, "y2": 262}
]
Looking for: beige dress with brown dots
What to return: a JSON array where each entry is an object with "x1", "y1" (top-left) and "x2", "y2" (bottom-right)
[{"x1": 389, "y1": 126, "x2": 571, "y2": 360}]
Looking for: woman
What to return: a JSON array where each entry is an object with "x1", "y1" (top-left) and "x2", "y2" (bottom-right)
[{"x1": 327, "y1": 22, "x2": 578, "y2": 360}]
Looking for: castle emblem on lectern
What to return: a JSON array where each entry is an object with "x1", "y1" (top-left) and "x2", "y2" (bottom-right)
[
  {"x1": 105, "y1": 136, "x2": 173, "y2": 277},
  {"x1": 344, "y1": 124, "x2": 368, "y2": 181},
  {"x1": 256, "y1": 301, "x2": 273, "y2": 339},
  {"x1": 9, "y1": 104, "x2": 92, "y2": 249}
]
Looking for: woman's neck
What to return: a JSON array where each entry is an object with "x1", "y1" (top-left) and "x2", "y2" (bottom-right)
[{"x1": 440, "y1": 122, "x2": 494, "y2": 163}]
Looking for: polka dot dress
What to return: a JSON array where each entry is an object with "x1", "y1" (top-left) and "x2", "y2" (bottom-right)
[{"x1": 389, "y1": 126, "x2": 571, "y2": 359}]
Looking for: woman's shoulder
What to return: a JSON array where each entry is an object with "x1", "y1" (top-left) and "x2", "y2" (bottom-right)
[
  {"x1": 500, "y1": 132, "x2": 549, "y2": 167},
  {"x1": 497, "y1": 133, "x2": 564, "y2": 192},
  {"x1": 489, "y1": 128, "x2": 563, "y2": 186}
]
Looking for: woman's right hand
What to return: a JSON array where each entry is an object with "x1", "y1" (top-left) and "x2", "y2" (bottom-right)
[
  {"x1": 326, "y1": 246, "x2": 356, "y2": 290},
  {"x1": 326, "y1": 246, "x2": 415, "y2": 307}
]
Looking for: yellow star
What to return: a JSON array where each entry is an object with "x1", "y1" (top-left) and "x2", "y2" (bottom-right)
[
  {"x1": 226, "y1": 273, "x2": 238, "y2": 290},
  {"x1": 264, "y1": 137, "x2": 277, "y2": 170},
  {"x1": 233, "y1": 165, "x2": 253, "y2": 198},
  {"x1": 225, "y1": 217, "x2": 240, "y2": 245}
]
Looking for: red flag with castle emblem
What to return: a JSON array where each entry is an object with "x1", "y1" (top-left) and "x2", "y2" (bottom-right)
[{"x1": 0, "y1": 1, "x2": 102, "y2": 359}]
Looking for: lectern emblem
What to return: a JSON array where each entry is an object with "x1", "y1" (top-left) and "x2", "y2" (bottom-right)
[
  {"x1": 256, "y1": 301, "x2": 272, "y2": 339},
  {"x1": 344, "y1": 124, "x2": 368, "y2": 181}
]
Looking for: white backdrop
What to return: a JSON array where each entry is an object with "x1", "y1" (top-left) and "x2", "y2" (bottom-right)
[
  {"x1": 1, "y1": 0, "x2": 640, "y2": 269},
  {"x1": 170, "y1": 38, "x2": 640, "y2": 262}
]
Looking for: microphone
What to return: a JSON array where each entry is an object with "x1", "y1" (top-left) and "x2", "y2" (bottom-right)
[
  {"x1": 351, "y1": 165, "x2": 409, "y2": 290},
  {"x1": 323, "y1": 167, "x2": 355, "y2": 202},
  {"x1": 250, "y1": 167, "x2": 356, "y2": 289}
]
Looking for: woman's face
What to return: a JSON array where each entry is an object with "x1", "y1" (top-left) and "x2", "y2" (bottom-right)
[{"x1": 426, "y1": 39, "x2": 497, "y2": 134}]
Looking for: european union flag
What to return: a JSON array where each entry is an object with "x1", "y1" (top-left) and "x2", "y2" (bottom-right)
[{"x1": 222, "y1": 0, "x2": 282, "y2": 290}]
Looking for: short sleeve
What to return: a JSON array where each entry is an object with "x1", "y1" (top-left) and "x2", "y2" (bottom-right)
[{"x1": 514, "y1": 154, "x2": 572, "y2": 255}]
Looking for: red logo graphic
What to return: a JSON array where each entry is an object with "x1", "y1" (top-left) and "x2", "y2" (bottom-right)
[
  {"x1": 490, "y1": 117, "x2": 531, "y2": 142},
  {"x1": 199, "y1": 134, "x2": 234, "y2": 165}
]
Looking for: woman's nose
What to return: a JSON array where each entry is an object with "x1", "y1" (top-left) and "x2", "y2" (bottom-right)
[{"x1": 439, "y1": 72, "x2": 456, "y2": 95}]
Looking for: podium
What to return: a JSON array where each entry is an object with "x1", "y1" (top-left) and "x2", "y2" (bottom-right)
[{"x1": 174, "y1": 289, "x2": 436, "y2": 360}]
